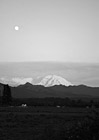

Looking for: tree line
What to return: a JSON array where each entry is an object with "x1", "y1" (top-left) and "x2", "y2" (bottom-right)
[{"x1": 0, "y1": 84, "x2": 99, "y2": 108}]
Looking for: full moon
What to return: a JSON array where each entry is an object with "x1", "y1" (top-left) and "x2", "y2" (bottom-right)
[{"x1": 15, "y1": 26, "x2": 19, "y2": 31}]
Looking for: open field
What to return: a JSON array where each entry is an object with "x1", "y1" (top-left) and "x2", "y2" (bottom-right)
[{"x1": 0, "y1": 106, "x2": 99, "y2": 140}]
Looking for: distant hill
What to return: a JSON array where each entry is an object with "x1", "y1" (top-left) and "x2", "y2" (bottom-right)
[
  {"x1": 10, "y1": 83, "x2": 99, "y2": 98},
  {"x1": 1, "y1": 81, "x2": 99, "y2": 98}
]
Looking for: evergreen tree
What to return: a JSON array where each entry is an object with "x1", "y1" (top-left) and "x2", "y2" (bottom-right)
[{"x1": 2, "y1": 84, "x2": 12, "y2": 105}]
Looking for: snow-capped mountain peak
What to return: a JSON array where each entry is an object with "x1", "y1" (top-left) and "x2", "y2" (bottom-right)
[
  {"x1": 0, "y1": 75, "x2": 73, "y2": 87},
  {"x1": 38, "y1": 75, "x2": 73, "y2": 87}
]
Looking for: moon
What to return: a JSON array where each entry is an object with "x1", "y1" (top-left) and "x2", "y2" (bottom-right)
[{"x1": 15, "y1": 26, "x2": 19, "y2": 31}]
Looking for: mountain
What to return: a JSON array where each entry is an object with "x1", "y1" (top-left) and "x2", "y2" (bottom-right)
[
  {"x1": 0, "y1": 75, "x2": 72, "y2": 87},
  {"x1": 11, "y1": 78, "x2": 33, "y2": 85},
  {"x1": 10, "y1": 83, "x2": 99, "y2": 98},
  {"x1": 38, "y1": 75, "x2": 73, "y2": 87},
  {"x1": 0, "y1": 75, "x2": 99, "y2": 98},
  {"x1": 0, "y1": 77, "x2": 33, "y2": 86},
  {"x1": 0, "y1": 82, "x2": 99, "y2": 98}
]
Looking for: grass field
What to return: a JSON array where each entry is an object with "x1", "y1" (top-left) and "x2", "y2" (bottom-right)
[{"x1": 0, "y1": 106, "x2": 99, "y2": 140}]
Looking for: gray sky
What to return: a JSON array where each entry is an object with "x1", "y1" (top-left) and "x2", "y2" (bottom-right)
[{"x1": 0, "y1": 0, "x2": 99, "y2": 62}]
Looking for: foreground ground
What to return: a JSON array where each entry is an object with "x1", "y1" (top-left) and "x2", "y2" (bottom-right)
[{"x1": 0, "y1": 106, "x2": 99, "y2": 140}]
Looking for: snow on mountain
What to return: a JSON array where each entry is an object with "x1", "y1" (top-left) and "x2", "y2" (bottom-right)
[
  {"x1": 0, "y1": 77, "x2": 33, "y2": 86},
  {"x1": 12, "y1": 78, "x2": 33, "y2": 85},
  {"x1": 0, "y1": 77, "x2": 10, "y2": 85},
  {"x1": 38, "y1": 75, "x2": 73, "y2": 87},
  {"x1": 0, "y1": 75, "x2": 73, "y2": 87}
]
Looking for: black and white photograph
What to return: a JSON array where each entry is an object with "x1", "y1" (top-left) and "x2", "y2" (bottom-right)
[{"x1": 0, "y1": 0, "x2": 99, "y2": 139}]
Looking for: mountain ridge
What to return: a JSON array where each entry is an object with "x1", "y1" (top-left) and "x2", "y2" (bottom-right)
[
  {"x1": 0, "y1": 75, "x2": 73, "y2": 87},
  {"x1": 6, "y1": 83, "x2": 99, "y2": 98},
  {"x1": 0, "y1": 74, "x2": 99, "y2": 98}
]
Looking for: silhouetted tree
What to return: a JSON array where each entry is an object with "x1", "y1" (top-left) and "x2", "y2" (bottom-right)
[{"x1": 2, "y1": 84, "x2": 12, "y2": 105}]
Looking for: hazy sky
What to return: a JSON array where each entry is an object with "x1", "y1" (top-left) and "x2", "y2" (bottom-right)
[{"x1": 0, "y1": 0, "x2": 99, "y2": 62}]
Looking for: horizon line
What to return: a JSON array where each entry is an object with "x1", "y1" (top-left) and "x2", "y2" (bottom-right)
[{"x1": 0, "y1": 61, "x2": 99, "y2": 64}]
